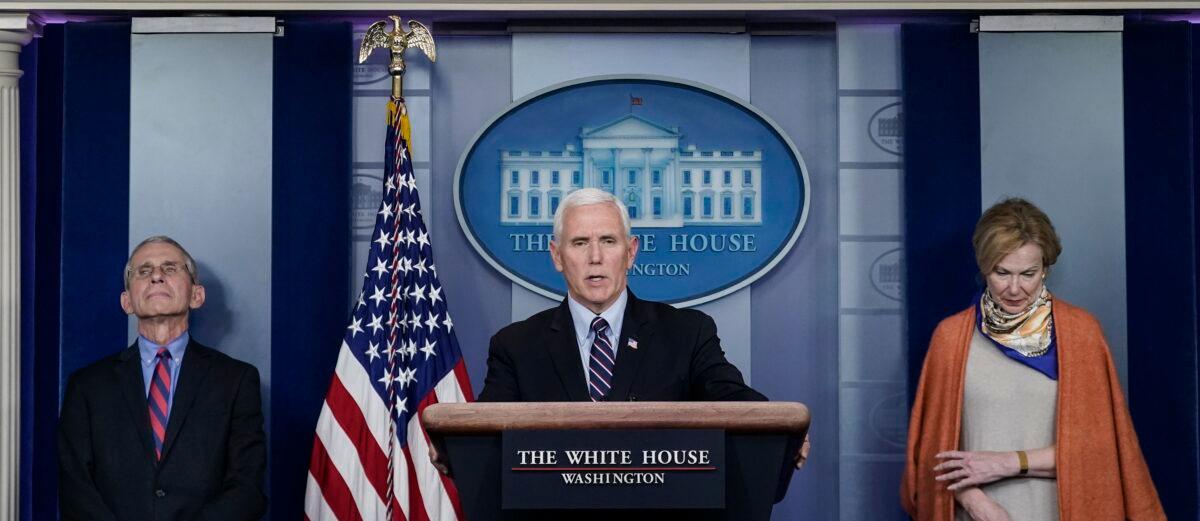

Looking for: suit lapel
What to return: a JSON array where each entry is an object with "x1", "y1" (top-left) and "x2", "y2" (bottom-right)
[
  {"x1": 160, "y1": 339, "x2": 213, "y2": 463},
  {"x1": 114, "y1": 344, "x2": 158, "y2": 463},
  {"x1": 547, "y1": 301, "x2": 590, "y2": 401},
  {"x1": 607, "y1": 292, "x2": 654, "y2": 402}
]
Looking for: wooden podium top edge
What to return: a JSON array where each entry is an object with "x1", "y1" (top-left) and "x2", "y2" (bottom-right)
[{"x1": 420, "y1": 401, "x2": 811, "y2": 435}]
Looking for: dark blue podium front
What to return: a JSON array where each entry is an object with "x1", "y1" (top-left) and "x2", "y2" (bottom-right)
[{"x1": 421, "y1": 402, "x2": 809, "y2": 521}]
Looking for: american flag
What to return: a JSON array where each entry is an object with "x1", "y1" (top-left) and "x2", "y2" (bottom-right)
[{"x1": 305, "y1": 97, "x2": 473, "y2": 521}]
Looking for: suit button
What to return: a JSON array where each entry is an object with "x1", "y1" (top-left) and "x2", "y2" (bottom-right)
[{"x1": 155, "y1": 489, "x2": 166, "y2": 498}]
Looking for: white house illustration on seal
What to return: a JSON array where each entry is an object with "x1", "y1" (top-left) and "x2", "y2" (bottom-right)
[{"x1": 499, "y1": 114, "x2": 763, "y2": 227}]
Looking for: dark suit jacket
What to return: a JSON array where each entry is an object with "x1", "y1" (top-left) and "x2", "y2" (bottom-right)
[
  {"x1": 58, "y1": 340, "x2": 267, "y2": 521},
  {"x1": 478, "y1": 292, "x2": 767, "y2": 402}
]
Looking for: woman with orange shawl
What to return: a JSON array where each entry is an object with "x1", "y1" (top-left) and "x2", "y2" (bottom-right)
[{"x1": 901, "y1": 198, "x2": 1164, "y2": 521}]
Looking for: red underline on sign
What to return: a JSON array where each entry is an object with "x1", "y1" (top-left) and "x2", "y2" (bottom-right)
[{"x1": 511, "y1": 467, "x2": 717, "y2": 471}]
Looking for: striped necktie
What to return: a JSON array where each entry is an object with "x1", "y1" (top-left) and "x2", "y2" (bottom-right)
[
  {"x1": 147, "y1": 348, "x2": 173, "y2": 461},
  {"x1": 587, "y1": 317, "x2": 615, "y2": 401}
]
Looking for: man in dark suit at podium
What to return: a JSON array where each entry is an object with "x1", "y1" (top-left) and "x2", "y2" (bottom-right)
[
  {"x1": 57, "y1": 236, "x2": 267, "y2": 520},
  {"x1": 478, "y1": 188, "x2": 767, "y2": 404}
]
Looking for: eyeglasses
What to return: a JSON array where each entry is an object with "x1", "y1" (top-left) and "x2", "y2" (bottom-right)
[{"x1": 130, "y1": 262, "x2": 189, "y2": 280}]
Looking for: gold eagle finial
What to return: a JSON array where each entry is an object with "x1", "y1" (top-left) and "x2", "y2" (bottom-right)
[{"x1": 359, "y1": 16, "x2": 436, "y2": 97}]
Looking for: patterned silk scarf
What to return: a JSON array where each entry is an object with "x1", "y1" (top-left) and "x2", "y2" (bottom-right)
[{"x1": 976, "y1": 287, "x2": 1059, "y2": 380}]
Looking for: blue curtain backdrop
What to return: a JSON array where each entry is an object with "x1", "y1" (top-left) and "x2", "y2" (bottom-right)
[
  {"x1": 270, "y1": 20, "x2": 352, "y2": 520},
  {"x1": 20, "y1": 22, "x2": 65, "y2": 521},
  {"x1": 1123, "y1": 20, "x2": 1200, "y2": 520},
  {"x1": 899, "y1": 23, "x2": 982, "y2": 403},
  {"x1": 24, "y1": 21, "x2": 133, "y2": 521}
]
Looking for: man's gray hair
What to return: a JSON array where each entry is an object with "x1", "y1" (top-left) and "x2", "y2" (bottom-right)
[
  {"x1": 552, "y1": 188, "x2": 632, "y2": 241},
  {"x1": 123, "y1": 235, "x2": 200, "y2": 290}
]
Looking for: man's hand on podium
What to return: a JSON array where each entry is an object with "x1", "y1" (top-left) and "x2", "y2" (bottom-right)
[
  {"x1": 429, "y1": 440, "x2": 451, "y2": 476},
  {"x1": 794, "y1": 433, "x2": 811, "y2": 470}
]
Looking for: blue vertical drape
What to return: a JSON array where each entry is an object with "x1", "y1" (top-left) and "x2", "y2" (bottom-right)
[
  {"x1": 59, "y1": 22, "x2": 131, "y2": 380},
  {"x1": 1123, "y1": 20, "x2": 1200, "y2": 520},
  {"x1": 900, "y1": 23, "x2": 982, "y2": 402},
  {"x1": 20, "y1": 23, "x2": 66, "y2": 521},
  {"x1": 19, "y1": 21, "x2": 131, "y2": 521},
  {"x1": 271, "y1": 20, "x2": 353, "y2": 520}
]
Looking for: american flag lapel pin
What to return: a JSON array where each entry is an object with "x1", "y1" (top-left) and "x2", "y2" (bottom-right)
[{"x1": 628, "y1": 338, "x2": 638, "y2": 350}]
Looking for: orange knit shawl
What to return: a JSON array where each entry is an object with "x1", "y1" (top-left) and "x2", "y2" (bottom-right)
[{"x1": 900, "y1": 300, "x2": 1164, "y2": 520}]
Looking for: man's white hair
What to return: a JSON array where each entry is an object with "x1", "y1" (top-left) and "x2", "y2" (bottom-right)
[
  {"x1": 123, "y1": 235, "x2": 200, "y2": 290},
  {"x1": 552, "y1": 188, "x2": 632, "y2": 241}
]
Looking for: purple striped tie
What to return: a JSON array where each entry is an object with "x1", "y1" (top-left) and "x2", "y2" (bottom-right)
[
  {"x1": 147, "y1": 348, "x2": 172, "y2": 461},
  {"x1": 588, "y1": 317, "x2": 615, "y2": 401}
]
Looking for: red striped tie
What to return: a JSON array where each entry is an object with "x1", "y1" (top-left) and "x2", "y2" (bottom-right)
[{"x1": 147, "y1": 348, "x2": 172, "y2": 461}]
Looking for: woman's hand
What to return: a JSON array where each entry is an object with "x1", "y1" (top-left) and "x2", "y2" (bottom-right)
[
  {"x1": 955, "y1": 487, "x2": 1012, "y2": 521},
  {"x1": 934, "y1": 450, "x2": 1017, "y2": 490}
]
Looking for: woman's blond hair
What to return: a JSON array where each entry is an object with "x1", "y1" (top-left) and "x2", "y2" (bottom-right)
[{"x1": 972, "y1": 198, "x2": 1062, "y2": 274}]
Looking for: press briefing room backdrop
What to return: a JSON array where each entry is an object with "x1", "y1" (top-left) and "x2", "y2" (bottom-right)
[{"x1": 1, "y1": 2, "x2": 1199, "y2": 520}]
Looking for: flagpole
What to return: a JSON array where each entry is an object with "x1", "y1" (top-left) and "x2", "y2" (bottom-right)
[{"x1": 356, "y1": 16, "x2": 438, "y2": 520}]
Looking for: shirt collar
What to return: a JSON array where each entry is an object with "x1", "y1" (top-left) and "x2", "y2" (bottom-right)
[
  {"x1": 567, "y1": 289, "x2": 628, "y2": 342},
  {"x1": 137, "y1": 331, "x2": 190, "y2": 365}
]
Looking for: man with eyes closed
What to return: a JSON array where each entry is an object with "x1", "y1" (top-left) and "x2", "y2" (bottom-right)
[
  {"x1": 58, "y1": 236, "x2": 266, "y2": 521},
  {"x1": 477, "y1": 188, "x2": 809, "y2": 469}
]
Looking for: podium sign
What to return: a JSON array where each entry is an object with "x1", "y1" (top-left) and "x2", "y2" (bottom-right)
[{"x1": 502, "y1": 429, "x2": 726, "y2": 510}]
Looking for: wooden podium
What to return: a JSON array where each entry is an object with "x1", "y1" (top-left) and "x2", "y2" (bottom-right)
[{"x1": 422, "y1": 402, "x2": 809, "y2": 521}]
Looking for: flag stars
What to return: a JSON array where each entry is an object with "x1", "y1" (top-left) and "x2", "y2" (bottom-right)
[
  {"x1": 409, "y1": 284, "x2": 426, "y2": 305},
  {"x1": 365, "y1": 341, "x2": 381, "y2": 363},
  {"x1": 428, "y1": 285, "x2": 442, "y2": 306},
  {"x1": 367, "y1": 314, "x2": 384, "y2": 335},
  {"x1": 420, "y1": 339, "x2": 438, "y2": 359},
  {"x1": 424, "y1": 312, "x2": 439, "y2": 331},
  {"x1": 371, "y1": 258, "x2": 390, "y2": 279},
  {"x1": 378, "y1": 370, "x2": 396, "y2": 389},
  {"x1": 384, "y1": 175, "x2": 396, "y2": 194},
  {"x1": 374, "y1": 231, "x2": 392, "y2": 250},
  {"x1": 443, "y1": 314, "x2": 454, "y2": 332},
  {"x1": 347, "y1": 317, "x2": 364, "y2": 338},
  {"x1": 414, "y1": 259, "x2": 428, "y2": 277},
  {"x1": 378, "y1": 200, "x2": 394, "y2": 222},
  {"x1": 385, "y1": 340, "x2": 397, "y2": 361},
  {"x1": 416, "y1": 231, "x2": 430, "y2": 249},
  {"x1": 369, "y1": 286, "x2": 387, "y2": 307},
  {"x1": 398, "y1": 367, "x2": 417, "y2": 389},
  {"x1": 405, "y1": 339, "x2": 418, "y2": 359},
  {"x1": 355, "y1": 291, "x2": 366, "y2": 310}
]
